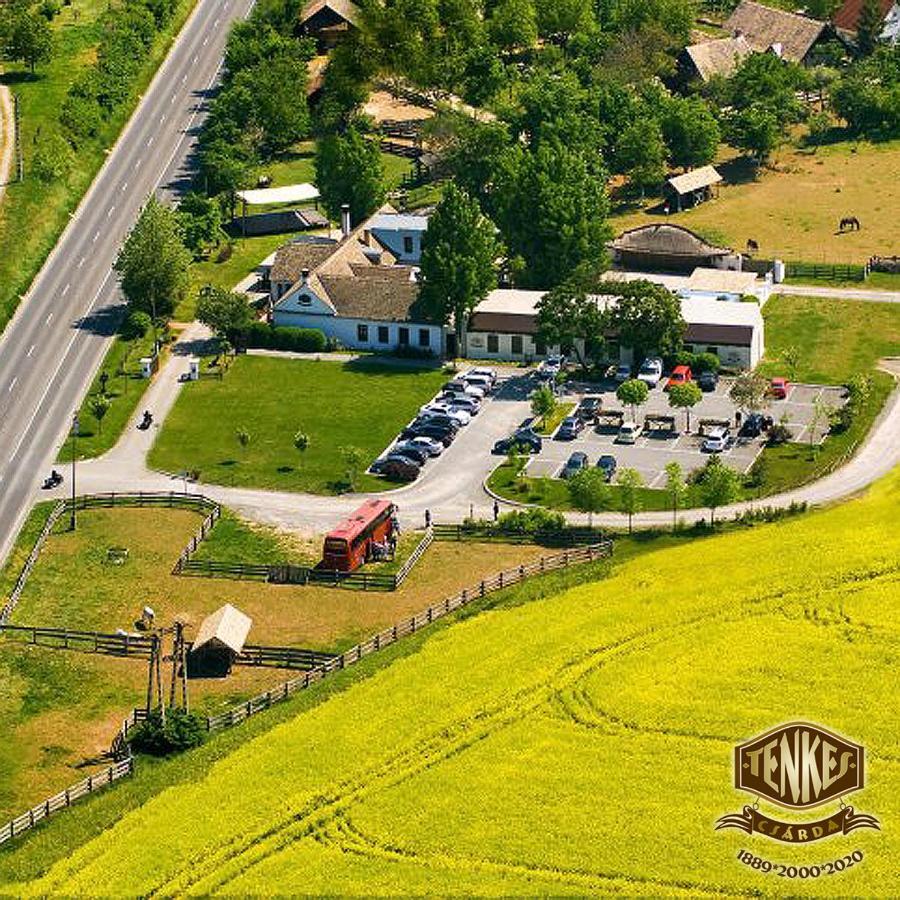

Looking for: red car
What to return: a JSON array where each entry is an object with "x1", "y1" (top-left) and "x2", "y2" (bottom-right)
[
  {"x1": 664, "y1": 365, "x2": 693, "y2": 391},
  {"x1": 769, "y1": 377, "x2": 789, "y2": 399}
]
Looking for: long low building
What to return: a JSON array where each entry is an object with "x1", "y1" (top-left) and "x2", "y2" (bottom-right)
[{"x1": 465, "y1": 287, "x2": 765, "y2": 369}]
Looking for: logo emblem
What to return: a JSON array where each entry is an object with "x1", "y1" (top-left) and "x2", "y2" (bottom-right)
[{"x1": 716, "y1": 722, "x2": 880, "y2": 844}]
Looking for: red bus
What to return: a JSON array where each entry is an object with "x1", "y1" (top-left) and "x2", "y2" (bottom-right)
[{"x1": 322, "y1": 499, "x2": 397, "y2": 572}]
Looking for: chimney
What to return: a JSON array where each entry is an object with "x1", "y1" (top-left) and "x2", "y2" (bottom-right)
[
  {"x1": 301, "y1": 268, "x2": 310, "y2": 286},
  {"x1": 341, "y1": 204, "x2": 351, "y2": 239}
]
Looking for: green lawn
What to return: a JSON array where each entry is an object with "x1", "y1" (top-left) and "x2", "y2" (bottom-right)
[
  {"x1": 57, "y1": 329, "x2": 160, "y2": 462},
  {"x1": 0, "y1": 0, "x2": 198, "y2": 333},
  {"x1": 758, "y1": 295, "x2": 900, "y2": 383},
  {"x1": 534, "y1": 402, "x2": 574, "y2": 436},
  {"x1": 148, "y1": 356, "x2": 447, "y2": 493}
]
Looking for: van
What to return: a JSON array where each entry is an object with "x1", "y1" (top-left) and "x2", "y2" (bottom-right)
[
  {"x1": 616, "y1": 421, "x2": 643, "y2": 444},
  {"x1": 665, "y1": 365, "x2": 693, "y2": 391}
]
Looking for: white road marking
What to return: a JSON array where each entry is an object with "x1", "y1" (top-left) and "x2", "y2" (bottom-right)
[
  {"x1": 170, "y1": 94, "x2": 176, "y2": 105},
  {"x1": 46, "y1": 313, "x2": 53, "y2": 324},
  {"x1": 8, "y1": 377, "x2": 17, "y2": 393},
  {"x1": 62, "y1": 283, "x2": 70, "y2": 295},
  {"x1": 92, "y1": 231, "x2": 100, "y2": 242},
  {"x1": 160, "y1": 114, "x2": 166, "y2": 123},
  {"x1": 148, "y1": 136, "x2": 154, "y2": 146},
  {"x1": 77, "y1": 257, "x2": 85, "y2": 268},
  {"x1": 121, "y1": 182, "x2": 128, "y2": 192},
  {"x1": 27, "y1": 345, "x2": 35, "y2": 358},
  {"x1": 107, "y1": 206, "x2": 115, "y2": 219}
]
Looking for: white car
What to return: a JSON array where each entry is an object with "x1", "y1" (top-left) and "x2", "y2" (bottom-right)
[
  {"x1": 461, "y1": 372, "x2": 493, "y2": 393},
  {"x1": 421, "y1": 403, "x2": 471, "y2": 426},
  {"x1": 445, "y1": 380, "x2": 486, "y2": 400},
  {"x1": 702, "y1": 426, "x2": 732, "y2": 453},
  {"x1": 405, "y1": 436, "x2": 444, "y2": 457},
  {"x1": 616, "y1": 421, "x2": 643, "y2": 444},
  {"x1": 467, "y1": 367, "x2": 497, "y2": 385},
  {"x1": 613, "y1": 363, "x2": 632, "y2": 383},
  {"x1": 637, "y1": 357, "x2": 663, "y2": 388},
  {"x1": 440, "y1": 392, "x2": 480, "y2": 413}
]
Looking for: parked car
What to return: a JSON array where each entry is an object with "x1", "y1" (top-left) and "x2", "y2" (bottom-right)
[
  {"x1": 665, "y1": 365, "x2": 693, "y2": 391},
  {"x1": 440, "y1": 392, "x2": 480, "y2": 413},
  {"x1": 371, "y1": 453, "x2": 422, "y2": 475},
  {"x1": 415, "y1": 411, "x2": 463, "y2": 432},
  {"x1": 616, "y1": 421, "x2": 643, "y2": 444},
  {"x1": 390, "y1": 443, "x2": 430, "y2": 465},
  {"x1": 467, "y1": 366, "x2": 497, "y2": 385},
  {"x1": 444, "y1": 380, "x2": 485, "y2": 400},
  {"x1": 561, "y1": 451, "x2": 589, "y2": 479},
  {"x1": 576, "y1": 395, "x2": 601, "y2": 422},
  {"x1": 555, "y1": 416, "x2": 584, "y2": 440},
  {"x1": 461, "y1": 372, "x2": 493, "y2": 393},
  {"x1": 702, "y1": 425, "x2": 732, "y2": 453},
  {"x1": 596, "y1": 454, "x2": 617, "y2": 482},
  {"x1": 421, "y1": 403, "x2": 471, "y2": 426},
  {"x1": 697, "y1": 370, "x2": 719, "y2": 392},
  {"x1": 613, "y1": 363, "x2": 632, "y2": 383},
  {"x1": 769, "y1": 377, "x2": 789, "y2": 399},
  {"x1": 401, "y1": 423, "x2": 455, "y2": 446},
  {"x1": 739, "y1": 413, "x2": 765, "y2": 438},
  {"x1": 493, "y1": 429, "x2": 543, "y2": 455},
  {"x1": 379, "y1": 458, "x2": 420, "y2": 482},
  {"x1": 637, "y1": 357, "x2": 663, "y2": 388},
  {"x1": 404, "y1": 436, "x2": 445, "y2": 457},
  {"x1": 542, "y1": 355, "x2": 565, "y2": 374}
]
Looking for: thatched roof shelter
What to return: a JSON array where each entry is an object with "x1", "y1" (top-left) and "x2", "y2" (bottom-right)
[
  {"x1": 609, "y1": 225, "x2": 734, "y2": 273},
  {"x1": 189, "y1": 605, "x2": 252, "y2": 677}
]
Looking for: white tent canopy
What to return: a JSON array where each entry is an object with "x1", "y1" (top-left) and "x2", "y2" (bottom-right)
[{"x1": 236, "y1": 183, "x2": 320, "y2": 206}]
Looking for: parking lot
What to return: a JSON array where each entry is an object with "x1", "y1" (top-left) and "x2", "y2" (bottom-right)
[{"x1": 522, "y1": 377, "x2": 848, "y2": 489}]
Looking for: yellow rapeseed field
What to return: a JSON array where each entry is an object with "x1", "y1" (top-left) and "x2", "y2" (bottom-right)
[{"x1": 9, "y1": 469, "x2": 900, "y2": 896}]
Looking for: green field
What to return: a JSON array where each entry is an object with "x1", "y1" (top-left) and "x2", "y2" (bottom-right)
[
  {"x1": 0, "y1": 0, "x2": 197, "y2": 333},
  {"x1": 5, "y1": 464, "x2": 898, "y2": 894},
  {"x1": 148, "y1": 356, "x2": 447, "y2": 493}
]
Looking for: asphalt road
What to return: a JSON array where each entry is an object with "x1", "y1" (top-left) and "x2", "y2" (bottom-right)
[{"x1": 0, "y1": 0, "x2": 254, "y2": 565}]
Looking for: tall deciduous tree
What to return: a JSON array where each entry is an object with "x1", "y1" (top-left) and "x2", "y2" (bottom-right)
[
  {"x1": 616, "y1": 467, "x2": 644, "y2": 533},
  {"x1": 608, "y1": 281, "x2": 685, "y2": 361},
  {"x1": 418, "y1": 184, "x2": 500, "y2": 347},
  {"x1": 114, "y1": 196, "x2": 192, "y2": 322},
  {"x1": 494, "y1": 143, "x2": 611, "y2": 288},
  {"x1": 663, "y1": 461, "x2": 686, "y2": 531},
  {"x1": 196, "y1": 286, "x2": 252, "y2": 340},
  {"x1": 567, "y1": 467, "x2": 611, "y2": 526},
  {"x1": 616, "y1": 119, "x2": 667, "y2": 197},
  {"x1": 530, "y1": 384, "x2": 557, "y2": 429},
  {"x1": 616, "y1": 378, "x2": 649, "y2": 420},
  {"x1": 315, "y1": 128, "x2": 386, "y2": 226},
  {"x1": 489, "y1": 0, "x2": 538, "y2": 52},
  {"x1": 857, "y1": 0, "x2": 885, "y2": 56},
  {"x1": 667, "y1": 381, "x2": 703, "y2": 432},
  {"x1": 729, "y1": 371, "x2": 770, "y2": 414},
  {"x1": 701, "y1": 459, "x2": 741, "y2": 525},
  {"x1": 661, "y1": 97, "x2": 721, "y2": 171},
  {"x1": 535, "y1": 280, "x2": 606, "y2": 369},
  {"x1": 2, "y1": 6, "x2": 53, "y2": 73}
]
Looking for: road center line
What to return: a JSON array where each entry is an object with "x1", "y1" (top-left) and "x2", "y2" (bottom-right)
[
  {"x1": 62, "y1": 283, "x2": 70, "y2": 295},
  {"x1": 8, "y1": 377, "x2": 17, "y2": 393},
  {"x1": 27, "y1": 345, "x2": 35, "y2": 358}
]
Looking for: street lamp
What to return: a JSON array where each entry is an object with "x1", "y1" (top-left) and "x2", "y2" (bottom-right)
[{"x1": 70, "y1": 410, "x2": 79, "y2": 531}]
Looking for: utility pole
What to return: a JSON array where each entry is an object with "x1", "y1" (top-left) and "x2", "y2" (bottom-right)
[{"x1": 69, "y1": 411, "x2": 79, "y2": 530}]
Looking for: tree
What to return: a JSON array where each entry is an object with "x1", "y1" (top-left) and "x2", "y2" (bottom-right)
[
  {"x1": 3, "y1": 6, "x2": 53, "y2": 73},
  {"x1": 725, "y1": 104, "x2": 780, "y2": 166},
  {"x1": 781, "y1": 345, "x2": 801, "y2": 382},
  {"x1": 616, "y1": 378, "x2": 649, "y2": 420},
  {"x1": 114, "y1": 196, "x2": 191, "y2": 322},
  {"x1": 493, "y1": 142, "x2": 611, "y2": 288},
  {"x1": 530, "y1": 384, "x2": 557, "y2": 429},
  {"x1": 315, "y1": 128, "x2": 385, "y2": 226},
  {"x1": 177, "y1": 192, "x2": 223, "y2": 255},
  {"x1": 663, "y1": 461, "x2": 686, "y2": 532},
  {"x1": 616, "y1": 467, "x2": 644, "y2": 534},
  {"x1": 857, "y1": 0, "x2": 885, "y2": 56},
  {"x1": 89, "y1": 394, "x2": 111, "y2": 435},
  {"x1": 339, "y1": 445, "x2": 366, "y2": 491},
  {"x1": 831, "y1": 47, "x2": 900, "y2": 139},
  {"x1": 616, "y1": 119, "x2": 666, "y2": 198},
  {"x1": 700, "y1": 460, "x2": 741, "y2": 525},
  {"x1": 534, "y1": 0, "x2": 593, "y2": 45},
  {"x1": 567, "y1": 467, "x2": 610, "y2": 526},
  {"x1": 608, "y1": 281, "x2": 685, "y2": 361},
  {"x1": 661, "y1": 97, "x2": 721, "y2": 171},
  {"x1": 667, "y1": 381, "x2": 703, "y2": 432},
  {"x1": 31, "y1": 132, "x2": 73, "y2": 183},
  {"x1": 535, "y1": 279, "x2": 607, "y2": 369},
  {"x1": 196, "y1": 286, "x2": 252, "y2": 340},
  {"x1": 418, "y1": 184, "x2": 500, "y2": 349},
  {"x1": 729, "y1": 371, "x2": 770, "y2": 414},
  {"x1": 489, "y1": 0, "x2": 538, "y2": 52}
]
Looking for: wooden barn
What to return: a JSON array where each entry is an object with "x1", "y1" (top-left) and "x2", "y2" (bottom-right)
[
  {"x1": 188, "y1": 604, "x2": 253, "y2": 678},
  {"x1": 297, "y1": 0, "x2": 361, "y2": 49},
  {"x1": 724, "y1": 1, "x2": 829, "y2": 64},
  {"x1": 677, "y1": 35, "x2": 753, "y2": 85}
]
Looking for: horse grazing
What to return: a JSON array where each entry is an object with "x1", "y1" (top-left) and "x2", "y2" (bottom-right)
[
  {"x1": 839, "y1": 216, "x2": 861, "y2": 232},
  {"x1": 746, "y1": 238, "x2": 759, "y2": 255}
]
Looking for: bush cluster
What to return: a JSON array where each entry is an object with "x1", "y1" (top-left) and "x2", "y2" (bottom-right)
[
  {"x1": 670, "y1": 350, "x2": 720, "y2": 373},
  {"x1": 60, "y1": 0, "x2": 178, "y2": 145},
  {"x1": 495, "y1": 508, "x2": 567, "y2": 534},
  {"x1": 129, "y1": 707, "x2": 205, "y2": 756},
  {"x1": 236, "y1": 321, "x2": 328, "y2": 353}
]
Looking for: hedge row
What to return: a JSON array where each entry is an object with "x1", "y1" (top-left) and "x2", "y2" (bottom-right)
[{"x1": 234, "y1": 321, "x2": 328, "y2": 353}]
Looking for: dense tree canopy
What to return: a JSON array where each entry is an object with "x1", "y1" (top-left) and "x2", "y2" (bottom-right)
[
  {"x1": 314, "y1": 128, "x2": 386, "y2": 225},
  {"x1": 607, "y1": 281, "x2": 685, "y2": 360}
]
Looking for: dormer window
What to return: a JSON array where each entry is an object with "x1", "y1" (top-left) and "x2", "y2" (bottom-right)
[
  {"x1": 403, "y1": 235, "x2": 414, "y2": 255},
  {"x1": 298, "y1": 292, "x2": 312, "y2": 306}
]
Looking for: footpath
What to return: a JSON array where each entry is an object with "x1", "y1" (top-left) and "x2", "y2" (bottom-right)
[{"x1": 0, "y1": 85, "x2": 14, "y2": 204}]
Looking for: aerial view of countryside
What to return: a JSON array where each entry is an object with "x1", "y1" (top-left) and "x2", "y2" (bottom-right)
[{"x1": 0, "y1": 0, "x2": 898, "y2": 895}]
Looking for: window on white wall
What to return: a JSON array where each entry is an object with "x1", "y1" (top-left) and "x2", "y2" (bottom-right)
[
  {"x1": 399, "y1": 327, "x2": 410, "y2": 346},
  {"x1": 378, "y1": 325, "x2": 389, "y2": 343},
  {"x1": 487, "y1": 334, "x2": 499, "y2": 353},
  {"x1": 403, "y1": 236, "x2": 414, "y2": 255},
  {"x1": 418, "y1": 329, "x2": 430, "y2": 347},
  {"x1": 511, "y1": 335, "x2": 523, "y2": 355},
  {"x1": 357, "y1": 324, "x2": 369, "y2": 342}
]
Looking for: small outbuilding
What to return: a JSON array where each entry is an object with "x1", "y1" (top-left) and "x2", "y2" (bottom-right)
[
  {"x1": 298, "y1": 0, "x2": 361, "y2": 48},
  {"x1": 678, "y1": 35, "x2": 753, "y2": 84},
  {"x1": 608, "y1": 224, "x2": 738, "y2": 274},
  {"x1": 664, "y1": 166, "x2": 723, "y2": 212},
  {"x1": 724, "y1": 1, "x2": 829, "y2": 64},
  {"x1": 189, "y1": 604, "x2": 253, "y2": 678}
]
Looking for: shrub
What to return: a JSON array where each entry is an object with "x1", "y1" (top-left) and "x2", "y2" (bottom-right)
[
  {"x1": 767, "y1": 422, "x2": 793, "y2": 445},
  {"x1": 693, "y1": 352, "x2": 720, "y2": 373},
  {"x1": 236, "y1": 322, "x2": 327, "y2": 353},
  {"x1": 497, "y1": 508, "x2": 566, "y2": 534},
  {"x1": 121, "y1": 310, "x2": 152, "y2": 340},
  {"x1": 129, "y1": 707, "x2": 205, "y2": 756}
]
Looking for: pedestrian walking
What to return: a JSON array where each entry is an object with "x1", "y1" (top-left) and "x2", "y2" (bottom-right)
[
  {"x1": 493, "y1": 499, "x2": 500, "y2": 521},
  {"x1": 424, "y1": 508, "x2": 431, "y2": 528}
]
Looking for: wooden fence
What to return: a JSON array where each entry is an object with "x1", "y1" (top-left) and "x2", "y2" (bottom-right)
[
  {"x1": 236, "y1": 645, "x2": 337, "y2": 671},
  {"x1": 432, "y1": 523, "x2": 606, "y2": 547},
  {"x1": 205, "y1": 541, "x2": 613, "y2": 732},
  {"x1": 0, "y1": 624, "x2": 155, "y2": 658},
  {"x1": 0, "y1": 758, "x2": 134, "y2": 847},
  {"x1": 785, "y1": 261, "x2": 866, "y2": 283}
]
